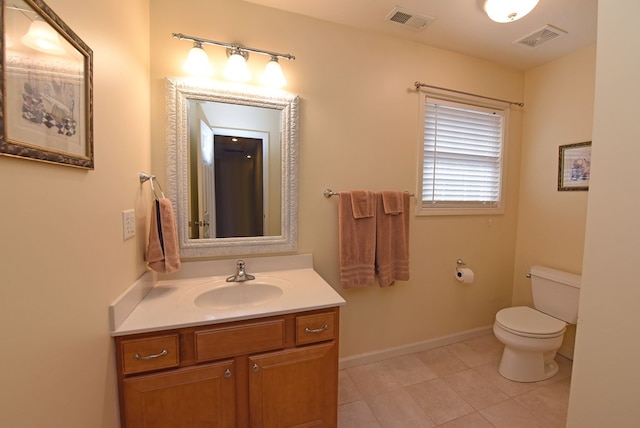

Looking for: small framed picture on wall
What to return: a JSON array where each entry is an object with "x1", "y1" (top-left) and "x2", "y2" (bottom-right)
[{"x1": 558, "y1": 142, "x2": 591, "y2": 191}]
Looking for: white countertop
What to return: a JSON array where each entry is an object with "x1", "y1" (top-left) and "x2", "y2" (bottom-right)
[{"x1": 110, "y1": 255, "x2": 345, "y2": 336}]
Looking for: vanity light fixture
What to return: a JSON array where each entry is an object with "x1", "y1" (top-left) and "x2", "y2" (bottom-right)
[
  {"x1": 224, "y1": 47, "x2": 251, "y2": 82},
  {"x1": 6, "y1": 4, "x2": 66, "y2": 55},
  {"x1": 172, "y1": 33, "x2": 295, "y2": 87},
  {"x1": 21, "y1": 19, "x2": 66, "y2": 54},
  {"x1": 183, "y1": 41, "x2": 214, "y2": 76},
  {"x1": 261, "y1": 56, "x2": 287, "y2": 88},
  {"x1": 483, "y1": 0, "x2": 539, "y2": 23}
]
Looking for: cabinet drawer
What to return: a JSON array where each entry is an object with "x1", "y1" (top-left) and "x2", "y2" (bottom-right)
[
  {"x1": 196, "y1": 320, "x2": 285, "y2": 362},
  {"x1": 120, "y1": 334, "x2": 179, "y2": 375},
  {"x1": 296, "y1": 312, "x2": 335, "y2": 345}
]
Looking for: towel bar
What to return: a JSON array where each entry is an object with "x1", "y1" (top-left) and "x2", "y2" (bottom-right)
[{"x1": 323, "y1": 188, "x2": 414, "y2": 198}]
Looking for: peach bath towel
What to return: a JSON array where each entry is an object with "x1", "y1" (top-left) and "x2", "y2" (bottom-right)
[
  {"x1": 338, "y1": 191, "x2": 376, "y2": 287},
  {"x1": 375, "y1": 191, "x2": 410, "y2": 287},
  {"x1": 146, "y1": 198, "x2": 181, "y2": 274}
]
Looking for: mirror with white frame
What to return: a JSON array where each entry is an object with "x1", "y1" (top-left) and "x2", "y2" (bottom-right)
[{"x1": 165, "y1": 78, "x2": 299, "y2": 257}]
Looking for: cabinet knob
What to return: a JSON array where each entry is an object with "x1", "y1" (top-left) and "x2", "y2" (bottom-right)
[
  {"x1": 224, "y1": 368, "x2": 232, "y2": 379},
  {"x1": 252, "y1": 363, "x2": 260, "y2": 372}
]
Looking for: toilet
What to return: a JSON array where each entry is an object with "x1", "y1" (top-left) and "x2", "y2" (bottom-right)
[{"x1": 493, "y1": 265, "x2": 581, "y2": 382}]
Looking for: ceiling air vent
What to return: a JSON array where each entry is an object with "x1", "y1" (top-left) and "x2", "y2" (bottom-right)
[
  {"x1": 515, "y1": 25, "x2": 568, "y2": 48},
  {"x1": 385, "y1": 6, "x2": 435, "y2": 31}
]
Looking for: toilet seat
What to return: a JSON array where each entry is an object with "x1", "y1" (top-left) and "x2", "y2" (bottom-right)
[{"x1": 496, "y1": 306, "x2": 566, "y2": 338}]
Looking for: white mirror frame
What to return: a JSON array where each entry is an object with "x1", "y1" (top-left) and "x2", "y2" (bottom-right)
[{"x1": 165, "y1": 77, "x2": 299, "y2": 257}]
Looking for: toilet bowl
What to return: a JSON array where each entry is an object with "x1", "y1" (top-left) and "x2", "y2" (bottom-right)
[
  {"x1": 493, "y1": 306, "x2": 566, "y2": 382},
  {"x1": 493, "y1": 265, "x2": 581, "y2": 383}
]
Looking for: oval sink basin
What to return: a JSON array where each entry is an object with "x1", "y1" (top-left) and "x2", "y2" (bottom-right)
[{"x1": 194, "y1": 282, "x2": 284, "y2": 309}]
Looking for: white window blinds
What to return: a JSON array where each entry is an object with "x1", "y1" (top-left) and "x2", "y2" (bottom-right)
[{"x1": 420, "y1": 96, "x2": 506, "y2": 214}]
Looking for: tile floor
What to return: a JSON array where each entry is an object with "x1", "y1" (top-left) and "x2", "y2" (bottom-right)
[{"x1": 338, "y1": 333, "x2": 572, "y2": 427}]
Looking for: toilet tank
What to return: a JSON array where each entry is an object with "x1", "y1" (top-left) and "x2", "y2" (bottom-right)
[{"x1": 530, "y1": 265, "x2": 581, "y2": 323}]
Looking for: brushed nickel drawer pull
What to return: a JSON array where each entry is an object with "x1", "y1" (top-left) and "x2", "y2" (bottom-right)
[
  {"x1": 252, "y1": 363, "x2": 260, "y2": 372},
  {"x1": 134, "y1": 349, "x2": 168, "y2": 360},
  {"x1": 305, "y1": 324, "x2": 329, "y2": 334},
  {"x1": 224, "y1": 369, "x2": 232, "y2": 379}
]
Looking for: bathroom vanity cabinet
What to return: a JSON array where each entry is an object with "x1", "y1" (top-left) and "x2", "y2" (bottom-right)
[{"x1": 114, "y1": 306, "x2": 339, "y2": 428}]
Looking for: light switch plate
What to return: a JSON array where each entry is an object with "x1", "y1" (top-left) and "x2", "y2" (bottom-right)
[{"x1": 122, "y1": 210, "x2": 136, "y2": 240}]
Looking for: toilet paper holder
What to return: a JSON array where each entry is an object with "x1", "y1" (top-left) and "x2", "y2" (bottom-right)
[{"x1": 456, "y1": 259, "x2": 466, "y2": 273}]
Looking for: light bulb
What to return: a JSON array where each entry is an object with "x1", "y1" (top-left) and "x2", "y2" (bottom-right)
[
  {"x1": 224, "y1": 49, "x2": 251, "y2": 82},
  {"x1": 483, "y1": 0, "x2": 539, "y2": 23},
  {"x1": 183, "y1": 42, "x2": 214, "y2": 76},
  {"x1": 261, "y1": 56, "x2": 286, "y2": 88}
]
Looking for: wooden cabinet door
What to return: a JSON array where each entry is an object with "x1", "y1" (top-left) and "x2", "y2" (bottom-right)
[
  {"x1": 248, "y1": 342, "x2": 338, "y2": 428},
  {"x1": 123, "y1": 361, "x2": 236, "y2": 428}
]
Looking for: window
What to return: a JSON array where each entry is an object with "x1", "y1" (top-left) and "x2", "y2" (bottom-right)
[{"x1": 418, "y1": 94, "x2": 508, "y2": 215}]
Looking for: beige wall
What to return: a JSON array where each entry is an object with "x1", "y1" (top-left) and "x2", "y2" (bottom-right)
[
  {"x1": 514, "y1": 45, "x2": 596, "y2": 358},
  {"x1": 150, "y1": 0, "x2": 523, "y2": 358},
  {"x1": 568, "y1": 1, "x2": 640, "y2": 425},
  {"x1": 0, "y1": 0, "x2": 150, "y2": 426}
]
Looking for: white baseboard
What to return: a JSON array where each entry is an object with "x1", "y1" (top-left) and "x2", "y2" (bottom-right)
[{"x1": 338, "y1": 325, "x2": 494, "y2": 370}]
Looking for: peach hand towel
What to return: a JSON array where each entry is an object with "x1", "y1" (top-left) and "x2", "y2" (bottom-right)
[
  {"x1": 350, "y1": 190, "x2": 375, "y2": 219},
  {"x1": 146, "y1": 198, "x2": 181, "y2": 274},
  {"x1": 382, "y1": 190, "x2": 404, "y2": 215},
  {"x1": 338, "y1": 191, "x2": 376, "y2": 287},
  {"x1": 375, "y1": 191, "x2": 410, "y2": 287}
]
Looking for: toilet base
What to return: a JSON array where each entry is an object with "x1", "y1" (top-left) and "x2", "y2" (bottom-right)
[{"x1": 498, "y1": 346, "x2": 559, "y2": 382}]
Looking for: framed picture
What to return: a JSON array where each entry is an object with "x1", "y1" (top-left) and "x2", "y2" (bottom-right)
[
  {"x1": 1, "y1": 0, "x2": 93, "y2": 169},
  {"x1": 558, "y1": 142, "x2": 591, "y2": 191}
]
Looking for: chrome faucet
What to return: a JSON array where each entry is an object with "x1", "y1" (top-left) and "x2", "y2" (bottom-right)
[{"x1": 226, "y1": 260, "x2": 255, "y2": 282}]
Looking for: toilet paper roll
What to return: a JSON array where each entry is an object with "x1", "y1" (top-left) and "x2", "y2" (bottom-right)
[{"x1": 455, "y1": 268, "x2": 475, "y2": 283}]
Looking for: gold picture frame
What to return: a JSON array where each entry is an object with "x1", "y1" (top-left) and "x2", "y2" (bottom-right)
[
  {"x1": 1, "y1": 0, "x2": 93, "y2": 169},
  {"x1": 558, "y1": 142, "x2": 591, "y2": 191}
]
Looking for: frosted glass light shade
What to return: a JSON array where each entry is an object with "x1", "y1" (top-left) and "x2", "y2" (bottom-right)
[
  {"x1": 21, "y1": 20, "x2": 66, "y2": 55},
  {"x1": 224, "y1": 52, "x2": 251, "y2": 82},
  {"x1": 261, "y1": 57, "x2": 286, "y2": 88},
  {"x1": 483, "y1": 0, "x2": 539, "y2": 23},
  {"x1": 183, "y1": 43, "x2": 214, "y2": 76}
]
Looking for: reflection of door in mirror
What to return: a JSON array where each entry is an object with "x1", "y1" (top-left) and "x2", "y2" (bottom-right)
[
  {"x1": 188, "y1": 99, "x2": 281, "y2": 239},
  {"x1": 194, "y1": 120, "x2": 214, "y2": 239},
  {"x1": 212, "y1": 130, "x2": 268, "y2": 238}
]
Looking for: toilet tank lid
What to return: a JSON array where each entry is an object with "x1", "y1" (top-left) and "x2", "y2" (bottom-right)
[{"x1": 530, "y1": 265, "x2": 581, "y2": 288}]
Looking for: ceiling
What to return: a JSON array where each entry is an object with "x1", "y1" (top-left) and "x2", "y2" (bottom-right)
[{"x1": 243, "y1": 0, "x2": 597, "y2": 70}]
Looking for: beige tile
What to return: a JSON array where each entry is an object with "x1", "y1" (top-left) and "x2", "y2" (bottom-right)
[
  {"x1": 407, "y1": 378, "x2": 474, "y2": 425},
  {"x1": 480, "y1": 399, "x2": 547, "y2": 428},
  {"x1": 416, "y1": 346, "x2": 469, "y2": 377},
  {"x1": 514, "y1": 377, "x2": 571, "y2": 428},
  {"x1": 443, "y1": 369, "x2": 509, "y2": 410},
  {"x1": 446, "y1": 334, "x2": 504, "y2": 368},
  {"x1": 381, "y1": 354, "x2": 438, "y2": 386},
  {"x1": 365, "y1": 388, "x2": 435, "y2": 428},
  {"x1": 437, "y1": 412, "x2": 495, "y2": 428},
  {"x1": 347, "y1": 361, "x2": 402, "y2": 397},
  {"x1": 473, "y1": 361, "x2": 540, "y2": 397},
  {"x1": 338, "y1": 400, "x2": 382, "y2": 428},
  {"x1": 339, "y1": 370, "x2": 363, "y2": 405}
]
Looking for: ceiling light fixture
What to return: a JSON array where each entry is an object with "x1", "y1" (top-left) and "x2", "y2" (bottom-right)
[
  {"x1": 173, "y1": 33, "x2": 295, "y2": 87},
  {"x1": 483, "y1": 0, "x2": 539, "y2": 23}
]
